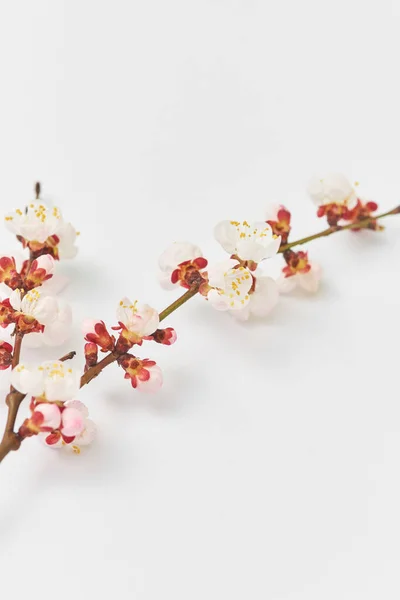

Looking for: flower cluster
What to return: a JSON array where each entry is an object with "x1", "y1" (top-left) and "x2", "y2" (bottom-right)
[
  {"x1": 158, "y1": 221, "x2": 282, "y2": 320},
  {"x1": 308, "y1": 173, "x2": 381, "y2": 230},
  {"x1": 5, "y1": 200, "x2": 78, "y2": 260},
  {"x1": 0, "y1": 174, "x2": 394, "y2": 466},
  {"x1": 13, "y1": 361, "x2": 95, "y2": 453},
  {"x1": 82, "y1": 297, "x2": 177, "y2": 392}
]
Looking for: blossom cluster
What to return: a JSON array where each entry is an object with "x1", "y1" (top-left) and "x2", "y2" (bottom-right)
[{"x1": 0, "y1": 174, "x2": 387, "y2": 461}]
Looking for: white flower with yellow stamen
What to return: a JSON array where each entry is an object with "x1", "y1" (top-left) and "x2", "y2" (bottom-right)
[
  {"x1": 10, "y1": 288, "x2": 59, "y2": 326},
  {"x1": 24, "y1": 300, "x2": 72, "y2": 348},
  {"x1": 11, "y1": 360, "x2": 81, "y2": 401},
  {"x1": 230, "y1": 275, "x2": 279, "y2": 321},
  {"x1": 117, "y1": 297, "x2": 160, "y2": 338},
  {"x1": 5, "y1": 202, "x2": 62, "y2": 243},
  {"x1": 207, "y1": 259, "x2": 253, "y2": 311},
  {"x1": 214, "y1": 220, "x2": 281, "y2": 263},
  {"x1": 307, "y1": 173, "x2": 358, "y2": 208}
]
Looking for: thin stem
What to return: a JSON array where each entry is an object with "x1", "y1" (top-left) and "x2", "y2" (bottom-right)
[
  {"x1": 0, "y1": 331, "x2": 25, "y2": 461},
  {"x1": 80, "y1": 352, "x2": 119, "y2": 387},
  {"x1": 159, "y1": 285, "x2": 200, "y2": 322},
  {"x1": 59, "y1": 351, "x2": 77, "y2": 362},
  {"x1": 11, "y1": 332, "x2": 23, "y2": 370},
  {"x1": 279, "y1": 205, "x2": 400, "y2": 252}
]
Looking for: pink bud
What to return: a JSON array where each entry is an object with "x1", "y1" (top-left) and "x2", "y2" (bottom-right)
[{"x1": 61, "y1": 407, "x2": 85, "y2": 437}]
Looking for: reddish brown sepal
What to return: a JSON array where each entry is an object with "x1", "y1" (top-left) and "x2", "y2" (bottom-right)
[
  {"x1": 85, "y1": 320, "x2": 115, "y2": 352},
  {"x1": 0, "y1": 299, "x2": 15, "y2": 329},
  {"x1": 266, "y1": 206, "x2": 292, "y2": 245},
  {"x1": 282, "y1": 249, "x2": 311, "y2": 277},
  {"x1": 84, "y1": 342, "x2": 98, "y2": 371},
  {"x1": 24, "y1": 259, "x2": 53, "y2": 290},
  {"x1": 346, "y1": 199, "x2": 383, "y2": 231},
  {"x1": 118, "y1": 353, "x2": 156, "y2": 389},
  {"x1": 0, "y1": 256, "x2": 23, "y2": 290},
  {"x1": 316, "y1": 203, "x2": 352, "y2": 226},
  {"x1": 18, "y1": 235, "x2": 62, "y2": 261},
  {"x1": 0, "y1": 340, "x2": 13, "y2": 370},
  {"x1": 171, "y1": 257, "x2": 208, "y2": 289}
]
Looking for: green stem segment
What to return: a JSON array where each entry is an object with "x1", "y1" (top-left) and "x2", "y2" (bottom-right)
[
  {"x1": 279, "y1": 205, "x2": 400, "y2": 252},
  {"x1": 159, "y1": 285, "x2": 200, "y2": 322}
]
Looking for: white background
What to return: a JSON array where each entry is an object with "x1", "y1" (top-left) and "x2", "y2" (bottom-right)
[{"x1": 0, "y1": 1, "x2": 400, "y2": 598}]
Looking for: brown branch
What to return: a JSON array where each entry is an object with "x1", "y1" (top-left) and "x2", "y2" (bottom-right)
[
  {"x1": 279, "y1": 205, "x2": 400, "y2": 252},
  {"x1": 80, "y1": 351, "x2": 119, "y2": 387},
  {"x1": 59, "y1": 351, "x2": 77, "y2": 362},
  {"x1": 11, "y1": 331, "x2": 23, "y2": 370}
]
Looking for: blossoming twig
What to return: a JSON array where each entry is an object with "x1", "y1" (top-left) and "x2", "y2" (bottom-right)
[
  {"x1": 1, "y1": 174, "x2": 399, "y2": 470},
  {"x1": 0, "y1": 283, "x2": 199, "y2": 461}
]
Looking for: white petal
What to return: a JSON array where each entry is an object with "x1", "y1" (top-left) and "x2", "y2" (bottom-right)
[
  {"x1": 323, "y1": 173, "x2": 354, "y2": 204},
  {"x1": 74, "y1": 418, "x2": 96, "y2": 446},
  {"x1": 56, "y1": 222, "x2": 78, "y2": 259},
  {"x1": 265, "y1": 203, "x2": 282, "y2": 221},
  {"x1": 207, "y1": 288, "x2": 230, "y2": 311},
  {"x1": 297, "y1": 264, "x2": 321, "y2": 293},
  {"x1": 40, "y1": 274, "x2": 69, "y2": 295},
  {"x1": 250, "y1": 276, "x2": 279, "y2": 317},
  {"x1": 139, "y1": 304, "x2": 160, "y2": 336},
  {"x1": 61, "y1": 407, "x2": 85, "y2": 437},
  {"x1": 230, "y1": 304, "x2": 251, "y2": 321},
  {"x1": 34, "y1": 254, "x2": 55, "y2": 274},
  {"x1": 32, "y1": 295, "x2": 59, "y2": 326},
  {"x1": 11, "y1": 364, "x2": 45, "y2": 396},
  {"x1": 136, "y1": 364, "x2": 163, "y2": 393},
  {"x1": 207, "y1": 259, "x2": 239, "y2": 288},
  {"x1": 41, "y1": 360, "x2": 80, "y2": 401},
  {"x1": 158, "y1": 242, "x2": 203, "y2": 272},
  {"x1": 213, "y1": 221, "x2": 239, "y2": 254},
  {"x1": 65, "y1": 400, "x2": 89, "y2": 418},
  {"x1": 9, "y1": 289, "x2": 22, "y2": 311},
  {"x1": 277, "y1": 274, "x2": 297, "y2": 294},
  {"x1": 307, "y1": 177, "x2": 325, "y2": 205},
  {"x1": 307, "y1": 173, "x2": 356, "y2": 208},
  {"x1": 158, "y1": 271, "x2": 176, "y2": 290},
  {"x1": 22, "y1": 332, "x2": 45, "y2": 348},
  {"x1": 35, "y1": 403, "x2": 61, "y2": 430},
  {"x1": 116, "y1": 296, "x2": 136, "y2": 326}
]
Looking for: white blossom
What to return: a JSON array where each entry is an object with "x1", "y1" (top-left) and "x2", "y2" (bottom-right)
[
  {"x1": 307, "y1": 173, "x2": 358, "y2": 208},
  {"x1": 158, "y1": 241, "x2": 204, "y2": 289},
  {"x1": 214, "y1": 220, "x2": 281, "y2": 263},
  {"x1": 230, "y1": 275, "x2": 279, "y2": 321},
  {"x1": 11, "y1": 360, "x2": 80, "y2": 401},
  {"x1": 207, "y1": 259, "x2": 253, "y2": 311}
]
